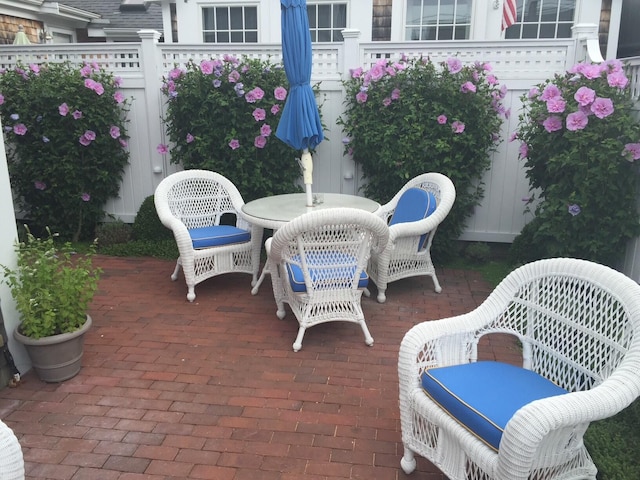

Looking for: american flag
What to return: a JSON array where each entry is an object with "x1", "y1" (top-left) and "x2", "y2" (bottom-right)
[{"x1": 502, "y1": 0, "x2": 517, "y2": 31}]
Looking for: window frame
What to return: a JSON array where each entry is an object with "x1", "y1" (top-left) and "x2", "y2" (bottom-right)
[
  {"x1": 307, "y1": 1, "x2": 348, "y2": 43},
  {"x1": 504, "y1": 0, "x2": 576, "y2": 40},
  {"x1": 403, "y1": 0, "x2": 473, "y2": 41},
  {"x1": 201, "y1": 4, "x2": 259, "y2": 44}
]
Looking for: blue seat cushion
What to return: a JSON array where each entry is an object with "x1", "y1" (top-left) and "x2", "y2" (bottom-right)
[
  {"x1": 286, "y1": 252, "x2": 369, "y2": 293},
  {"x1": 389, "y1": 188, "x2": 437, "y2": 250},
  {"x1": 421, "y1": 361, "x2": 568, "y2": 451},
  {"x1": 188, "y1": 225, "x2": 251, "y2": 249}
]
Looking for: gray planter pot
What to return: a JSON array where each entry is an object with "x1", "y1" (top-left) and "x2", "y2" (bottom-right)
[{"x1": 13, "y1": 315, "x2": 92, "y2": 383}]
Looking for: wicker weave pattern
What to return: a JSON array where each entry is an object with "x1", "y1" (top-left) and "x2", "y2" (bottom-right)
[
  {"x1": 154, "y1": 170, "x2": 263, "y2": 302},
  {"x1": 266, "y1": 208, "x2": 389, "y2": 351},
  {"x1": 0, "y1": 420, "x2": 24, "y2": 480},
  {"x1": 367, "y1": 172, "x2": 456, "y2": 303},
  {"x1": 398, "y1": 258, "x2": 640, "y2": 480}
]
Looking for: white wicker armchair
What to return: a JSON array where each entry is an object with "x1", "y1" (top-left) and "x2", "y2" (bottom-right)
[
  {"x1": 367, "y1": 172, "x2": 456, "y2": 303},
  {"x1": 154, "y1": 170, "x2": 263, "y2": 302},
  {"x1": 398, "y1": 258, "x2": 640, "y2": 480},
  {"x1": 0, "y1": 420, "x2": 24, "y2": 480},
  {"x1": 265, "y1": 208, "x2": 389, "y2": 351}
]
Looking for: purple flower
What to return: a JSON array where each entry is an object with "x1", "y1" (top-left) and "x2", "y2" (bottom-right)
[
  {"x1": 581, "y1": 65, "x2": 601, "y2": 79},
  {"x1": 546, "y1": 97, "x2": 566, "y2": 113},
  {"x1": 451, "y1": 121, "x2": 465, "y2": 134},
  {"x1": 250, "y1": 87, "x2": 264, "y2": 101},
  {"x1": 519, "y1": 142, "x2": 528, "y2": 158},
  {"x1": 59, "y1": 103, "x2": 69, "y2": 116},
  {"x1": 540, "y1": 84, "x2": 561, "y2": 101},
  {"x1": 119, "y1": 138, "x2": 128, "y2": 148},
  {"x1": 168, "y1": 68, "x2": 184, "y2": 80},
  {"x1": 566, "y1": 111, "x2": 589, "y2": 131},
  {"x1": 528, "y1": 87, "x2": 540, "y2": 99},
  {"x1": 13, "y1": 124, "x2": 27, "y2": 135},
  {"x1": 228, "y1": 139, "x2": 240, "y2": 150},
  {"x1": 356, "y1": 91, "x2": 368, "y2": 104},
  {"x1": 157, "y1": 144, "x2": 169, "y2": 154},
  {"x1": 382, "y1": 97, "x2": 392, "y2": 107},
  {"x1": 245, "y1": 90, "x2": 258, "y2": 103},
  {"x1": 607, "y1": 71, "x2": 628, "y2": 89},
  {"x1": 109, "y1": 126, "x2": 121, "y2": 139},
  {"x1": 113, "y1": 91, "x2": 125, "y2": 104},
  {"x1": 590, "y1": 97, "x2": 614, "y2": 119},
  {"x1": 274, "y1": 86, "x2": 287, "y2": 101},
  {"x1": 72, "y1": 110, "x2": 83, "y2": 120},
  {"x1": 460, "y1": 81, "x2": 476, "y2": 93},
  {"x1": 79, "y1": 135, "x2": 92, "y2": 146},
  {"x1": 34, "y1": 181, "x2": 46, "y2": 190},
  {"x1": 0, "y1": 94, "x2": 4, "y2": 105},
  {"x1": 391, "y1": 88, "x2": 400, "y2": 100},
  {"x1": 437, "y1": 115, "x2": 447, "y2": 125},
  {"x1": 446, "y1": 58, "x2": 462, "y2": 74},
  {"x1": 342, "y1": 137, "x2": 351, "y2": 144},
  {"x1": 486, "y1": 74, "x2": 498, "y2": 86},
  {"x1": 568, "y1": 204, "x2": 581, "y2": 216},
  {"x1": 252, "y1": 108, "x2": 266, "y2": 121},
  {"x1": 271, "y1": 104, "x2": 280, "y2": 115},
  {"x1": 114, "y1": 76, "x2": 123, "y2": 87},
  {"x1": 84, "y1": 130, "x2": 96, "y2": 141},
  {"x1": 42, "y1": 136, "x2": 49, "y2": 143},
  {"x1": 543, "y1": 116, "x2": 563, "y2": 132},
  {"x1": 212, "y1": 79, "x2": 222, "y2": 88},
  {"x1": 29, "y1": 63, "x2": 40, "y2": 74},
  {"x1": 509, "y1": 131, "x2": 518, "y2": 142},
  {"x1": 186, "y1": 133, "x2": 194, "y2": 143},
  {"x1": 574, "y1": 86, "x2": 596, "y2": 107},
  {"x1": 254, "y1": 136, "x2": 267, "y2": 149},
  {"x1": 350, "y1": 67, "x2": 363, "y2": 78},
  {"x1": 200, "y1": 60, "x2": 215, "y2": 75},
  {"x1": 81, "y1": 193, "x2": 91, "y2": 202},
  {"x1": 234, "y1": 83, "x2": 244, "y2": 97},
  {"x1": 228, "y1": 70, "x2": 240, "y2": 83},
  {"x1": 80, "y1": 65, "x2": 92, "y2": 77},
  {"x1": 9, "y1": 113, "x2": 19, "y2": 121},
  {"x1": 622, "y1": 143, "x2": 640, "y2": 161},
  {"x1": 369, "y1": 63, "x2": 386, "y2": 82},
  {"x1": 260, "y1": 124, "x2": 272, "y2": 137}
]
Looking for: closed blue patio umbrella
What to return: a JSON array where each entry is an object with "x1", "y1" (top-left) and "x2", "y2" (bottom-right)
[{"x1": 276, "y1": 0, "x2": 324, "y2": 207}]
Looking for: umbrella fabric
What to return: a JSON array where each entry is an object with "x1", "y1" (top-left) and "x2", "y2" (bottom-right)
[{"x1": 276, "y1": 0, "x2": 324, "y2": 151}]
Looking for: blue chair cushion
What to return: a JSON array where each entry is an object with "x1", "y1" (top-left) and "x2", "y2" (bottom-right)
[
  {"x1": 389, "y1": 188, "x2": 437, "y2": 250},
  {"x1": 421, "y1": 361, "x2": 568, "y2": 451},
  {"x1": 286, "y1": 252, "x2": 369, "y2": 293},
  {"x1": 188, "y1": 225, "x2": 251, "y2": 249}
]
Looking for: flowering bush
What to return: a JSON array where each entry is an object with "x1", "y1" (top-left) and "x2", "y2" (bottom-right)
[
  {"x1": 0, "y1": 61, "x2": 130, "y2": 241},
  {"x1": 338, "y1": 57, "x2": 506, "y2": 257},
  {"x1": 161, "y1": 56, "x2": 310, "y2": 201},
  {"x1": 511, "y1": 60, "x2": 640, "y2": 266}
]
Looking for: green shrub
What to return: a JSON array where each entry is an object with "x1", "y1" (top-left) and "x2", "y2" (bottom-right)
[
  {"x1": 511, "y1": 60, "x2": 640, "y2": 266},
  {"x1": 132, "y1": 195, "x2": 173, "y2": 242},
  {"x1": 338, "y1": 57, "x2": 506, "y2": 259},
  {"x1": 464, "y1": 242, "x2": 491, "y2": 263},
  {"x1": 160, "y1": 56, "x2": 313, "y2": 201},
  {"x1": 0, "y1": 61, "x2": 130, "y2": 241},
  {"x1": 95, "y1": 219, "x2": 132, "y2": 249}
]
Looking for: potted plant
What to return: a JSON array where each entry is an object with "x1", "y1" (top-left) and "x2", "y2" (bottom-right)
[{"x1": 1, "y1": 226, "x2": 101, "y2": 382}]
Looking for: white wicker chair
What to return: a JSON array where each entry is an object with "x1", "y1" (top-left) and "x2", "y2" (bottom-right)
[
  {"x1": 0, "y1": 420, "x2": 24, "y2": 480},
  {"x1": 154, "y1": 170, "x2": 263, "y2": 302},
  {"x1": 398, "y1": 257, "x2": 640, "y2": 480},
  {"x1": 265, "y1": 208, "x2": 389, "y2": 352},
  {"x1": 367, "y1": 172, "x2": 456, "y2": 303}
]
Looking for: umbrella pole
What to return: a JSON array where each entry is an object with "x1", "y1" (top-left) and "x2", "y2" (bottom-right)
[{"x1": 301, "y1": 149, "x2": 314, "y2": 206}]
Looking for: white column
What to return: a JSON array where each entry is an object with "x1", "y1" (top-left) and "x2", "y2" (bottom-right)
[{"x1": 0, "y1": 117, "x2": 30, "y2": 374}]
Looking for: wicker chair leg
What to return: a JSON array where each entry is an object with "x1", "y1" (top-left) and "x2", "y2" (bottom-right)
[
  {"x1": 360, "y1": 321, "x2": 374, "y2": 346},
  {"x1": 431, "y1": 272, "x2": 442, "y2": 293},
  {"x1": 170, "y1": 261, "x2": 181, "y2": 281},
  {"x1": 400, "y1": 447, "x2": 417, "y2": 474},
  {"x1": 293, "y1": 327, "x2": 306, "y2": 352}
]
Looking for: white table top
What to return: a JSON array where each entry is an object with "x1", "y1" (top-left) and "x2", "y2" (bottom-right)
[{"x1": 242, "y1": 193, "x2": 380, "y2": 229}]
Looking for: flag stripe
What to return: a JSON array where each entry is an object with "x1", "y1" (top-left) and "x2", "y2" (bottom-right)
[{"x1": 502, "y1": 0, "x2": 517, "y2": 31}]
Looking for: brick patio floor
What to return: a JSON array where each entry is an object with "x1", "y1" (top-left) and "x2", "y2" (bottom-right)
[{"x1": 0, "y1": 255, "x2": 521, "y2": 480}]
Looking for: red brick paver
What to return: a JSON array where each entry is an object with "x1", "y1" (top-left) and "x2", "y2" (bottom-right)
[{"x1": 0, "y1": 255, "x2": 518, "y2": 479}]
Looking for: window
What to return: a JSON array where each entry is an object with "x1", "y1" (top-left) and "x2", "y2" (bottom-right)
[
  {"x1": 505, "y1": 0, "x2": 575, "y2": 39},
  {"x1": 202, "y1": 6, "x2": 258, "y2": 43},
  {"x1": 405, "y1": 0, "x2": 472, "y2": 41},
  {"x1": 307, "y1": 2, "x2": 347, "y2": 42}
]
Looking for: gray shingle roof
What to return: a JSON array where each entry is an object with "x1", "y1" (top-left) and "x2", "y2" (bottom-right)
[{"x1": 60, "y1": 0, "x2": 163, "y2": 31}]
